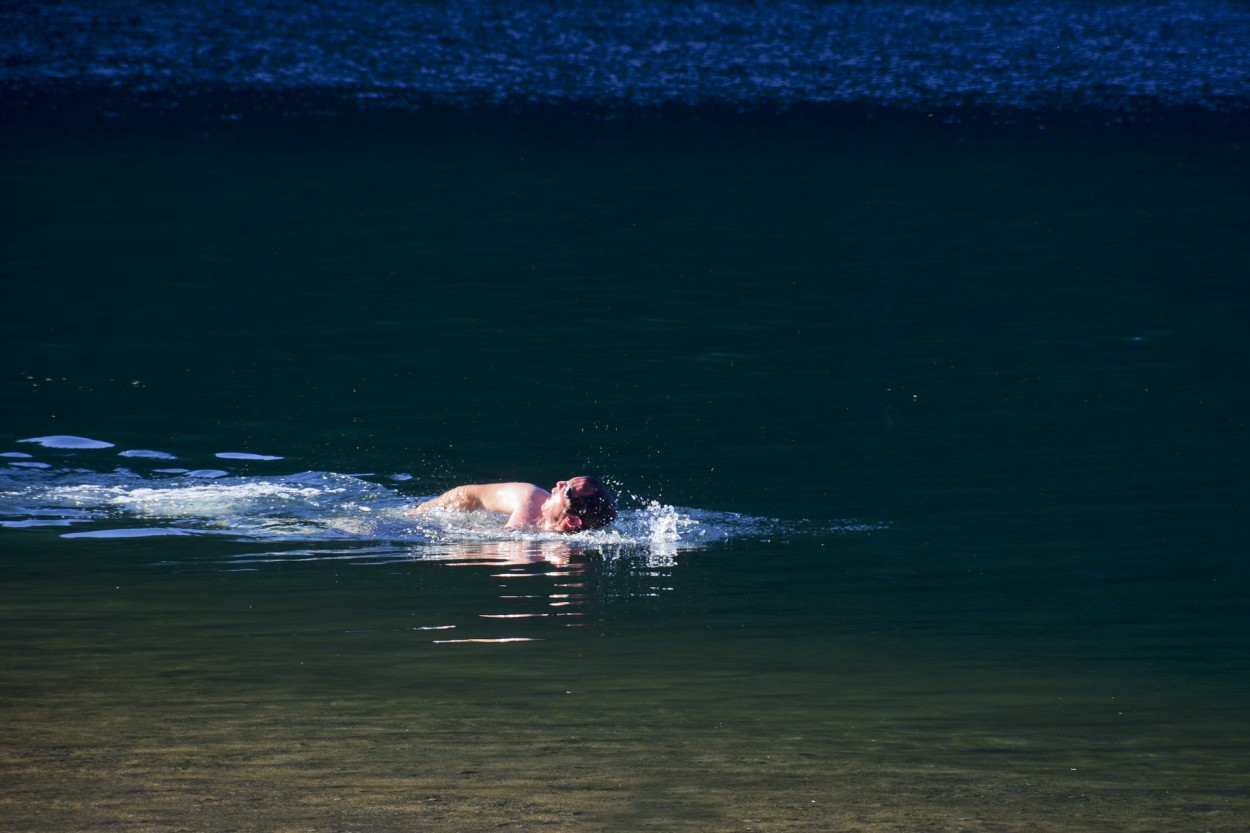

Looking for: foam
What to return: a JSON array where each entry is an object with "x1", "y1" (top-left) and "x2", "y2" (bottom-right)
[{"x1": 43, "y1": 480, "x2": 344, "y2": 519}]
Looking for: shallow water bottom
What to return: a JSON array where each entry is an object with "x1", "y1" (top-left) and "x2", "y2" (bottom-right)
[
  {"x1": 1, "y1": 529, "x2": 1247, "y2": 832},
  {"x1": 5, "y1": 698, "x2": 1246, "y2": 833},
  {"x1": 4, "y1": 649, "x2": 1247, "y2": 833}
]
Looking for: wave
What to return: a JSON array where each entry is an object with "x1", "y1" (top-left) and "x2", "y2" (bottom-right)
[{"x1": 1, "y1": 445, "x2": 881, "y2": 557}]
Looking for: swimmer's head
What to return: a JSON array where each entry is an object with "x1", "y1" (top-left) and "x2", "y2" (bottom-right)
[{"x1": 552, "y1": 475, "x2": 617, "y2": 532}]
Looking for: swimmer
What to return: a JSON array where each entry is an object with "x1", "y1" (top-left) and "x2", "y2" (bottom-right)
[{"x1": 407, "y1": 476, "x2": 617, "y2": 532}]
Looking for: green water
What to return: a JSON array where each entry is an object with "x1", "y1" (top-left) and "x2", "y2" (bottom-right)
[{"x1": 2, "y1": 108, "x2": 1248, "y2": 831}]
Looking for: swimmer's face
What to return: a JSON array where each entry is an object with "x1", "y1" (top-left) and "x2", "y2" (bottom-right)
[{"x1": 541, "y1": 478, "x2": 586, "y2": 532}]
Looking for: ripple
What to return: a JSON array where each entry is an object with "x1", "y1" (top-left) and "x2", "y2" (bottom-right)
[
  {"x1": 1, "y1": 518, "x2": 89, "y2": 528},
  {"x1": 2, "y1": 0, "x2": 1247, "y2": 113},
  {"x1": 18, "y1": 435, "x2": 115, "y2": 449},
  {"x1": 62, "y1": 527, "x2": 201, "y2": 539},
  {"x1": 432, "y1": 637, "x2": 542, "y2": 644},
  {"x1": 119, "y1": 449, "x2": 177, "y2": 460}
]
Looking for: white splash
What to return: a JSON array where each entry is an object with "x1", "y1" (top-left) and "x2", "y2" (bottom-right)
[
  {"x1": 43, "y1": 480, "x2": 344, "y2": 519},
  {"x1": 2, "y1": 461, "x2": 884, "y2": 554},
  {"x1": 641, "y1": 501, "x2": 699, "y2": 543}
]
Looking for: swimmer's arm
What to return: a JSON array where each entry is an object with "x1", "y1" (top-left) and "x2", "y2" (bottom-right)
[
  {"x1": 407, "y1": 485, "x2": 485, "y2": 515},
  {"x1": 407, "y1": 483, "x2": 538, "y2": 519}
]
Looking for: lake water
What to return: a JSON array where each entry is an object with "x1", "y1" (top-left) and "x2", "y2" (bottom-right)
[{"x1": 3, "y1": 2, "x2": 1250, "y2": 831}]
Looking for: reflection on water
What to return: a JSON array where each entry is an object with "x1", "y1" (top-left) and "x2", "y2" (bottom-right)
[{"x1": 433, "y1": 540, "x2": 585, "y2": 642}]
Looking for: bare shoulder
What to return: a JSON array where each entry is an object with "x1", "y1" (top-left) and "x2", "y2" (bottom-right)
[{"x1": 475, "y1": 482, "x2": 546, "y2": 514}]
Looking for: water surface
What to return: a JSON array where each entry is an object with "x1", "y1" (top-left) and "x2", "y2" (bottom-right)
[{"x1": 2, "y1": 12, "x2": 1249, "y2": 829}]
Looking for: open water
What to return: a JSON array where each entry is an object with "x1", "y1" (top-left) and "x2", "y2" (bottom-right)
[{"x1": 2, "y1": 2, "x2": 1249, "y2": 831}]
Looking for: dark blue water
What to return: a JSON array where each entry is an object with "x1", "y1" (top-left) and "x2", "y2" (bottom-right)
[
  {"x1": 4, "y1": 0, "x2": 1249, "y2": 112},
  {"x1": 3, "y1": 3, "x2": 1249, "y2": 831}
]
